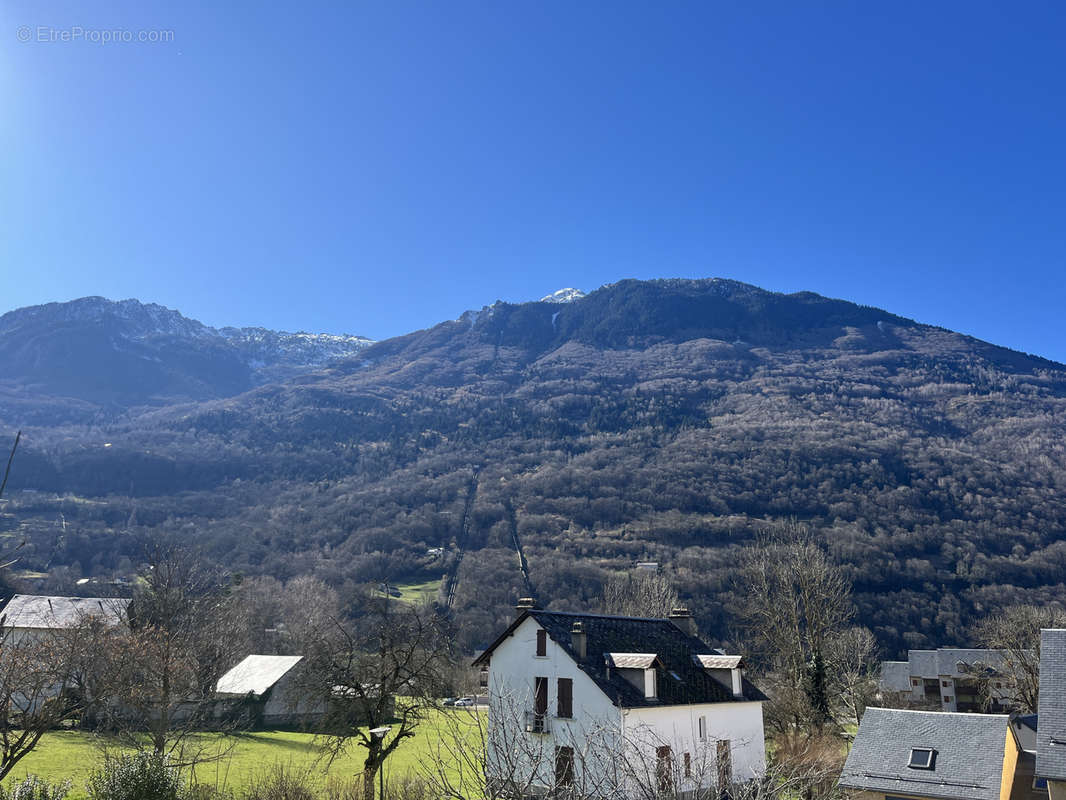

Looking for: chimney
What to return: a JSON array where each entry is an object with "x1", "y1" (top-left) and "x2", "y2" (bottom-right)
[
  {"x1": 668, "y1": 607, "x2": 697, "y2": 637},
  {"x1": 570, "y1": 621, "x2": 587, "y2": 660},
  {"x1": 516, "y1": 597, "x2": 538, "y2": 618}
]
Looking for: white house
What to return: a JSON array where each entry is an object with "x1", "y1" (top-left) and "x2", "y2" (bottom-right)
[
  {"x1": 1, "y1": 594, "x2": 130, "y2": 643},
  {"x1": 473, "y1": 605, "x2": 766, "y2": 797}
]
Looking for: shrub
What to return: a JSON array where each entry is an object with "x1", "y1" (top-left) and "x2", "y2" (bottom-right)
[
  {"x1": 241, "y1": 766, "x2": 316, "y2": 800},
  {"x1": 86, "y1": 752, "x2": 185, "y2": 800},
  {"x1": 0, "y1": 776, "x2": 72, "y2": 800}
]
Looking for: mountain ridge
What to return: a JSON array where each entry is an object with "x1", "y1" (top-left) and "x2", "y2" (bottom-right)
[
  {"x1": 2, "y1": 277, "x2": 1065, "y2": 656},
  {"x1": 0, "y1": 296, "x2": 373, "y2": 422}
]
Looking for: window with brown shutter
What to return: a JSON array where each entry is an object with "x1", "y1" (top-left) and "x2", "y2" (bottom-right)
[
  {"x1": 536, "y1": 629, "x2": 547, "y2": 657},
  {"x1": 656, "y1": 746, "x2": 673, "y2": 792},
  {"x1": 557, "y1": 678, "x2": 573, "y2": 718},
  {"x1": 716, "y1": 740, "x2": 732, "y2": 788},
  {"x1": 555, "y1": 746, "x2": 574, "y2": 786},
  {"x1": 534, "y1": 676, "x2": 548, "y2": 730}
]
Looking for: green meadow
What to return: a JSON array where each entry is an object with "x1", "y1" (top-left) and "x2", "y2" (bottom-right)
[{"x1": 3, "y1": 709, "x2": 482, "y2": 798}]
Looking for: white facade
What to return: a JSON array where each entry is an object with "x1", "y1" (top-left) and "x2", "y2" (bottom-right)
[{"x1": 482, "y1": 615, "x2": 766, "y2": 797}]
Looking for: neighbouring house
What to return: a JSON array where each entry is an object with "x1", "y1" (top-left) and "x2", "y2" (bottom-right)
[
  {"x1": 879, "y1": 649, "x2": 1014, "y2": 712},
  {"x1": 1036, "y1": 629, "x2": 1066, "y2": 800},
  {"x1": 1010, "y1": 715, "x2": 1048, "y2": 800},
  {"x1": 839, "y1": 707, "x2": 1025, "y2": 800},
  {"x1": 1, "y1": 594, "x2": 130, "y2": 643},
  {"x1": 473, "y1": 604, "x2": 766, "y2": 797},
  {"x1": 214, "y1": 654, "x2": 323, "y2": 728}
]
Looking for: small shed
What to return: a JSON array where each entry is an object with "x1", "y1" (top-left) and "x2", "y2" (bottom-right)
[{"x1": 215, "y1": 655, "x2": 322, "y2": 728}]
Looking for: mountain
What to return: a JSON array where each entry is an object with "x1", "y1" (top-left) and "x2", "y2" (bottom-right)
[
  {"x1": 540, "y1": 288, "x2": 587, "y2": 303},
  {"x1": 2, "y1": 278, "x2": 1065, "y2": 656},
  {"x1": 0, "y1": 297, "x2": 372, "y2": 423}
]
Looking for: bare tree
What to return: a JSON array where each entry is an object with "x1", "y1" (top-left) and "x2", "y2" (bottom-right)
[
  {"x1": 973, "y1": 603, "x2": 1066, "y2": 713},
  {"x1": 736, "y1": 522, "x2": 853, "y2": 734},
  {"x1": 232, "y1": 574, "x2": 340, "y2": 655},
  {"x1": 602, "y1": 570, "x2": 679, "y2": 619},
  {"x1": 421, "y1": 689, "x2": 841, "y2": 800},
  {"x1": 0, "y1": 611, "x2": 118, "y2": 779},
  {"x1": 826, "y1": 626, "x2": 879, "y2": 724},
  {"x1": 106, "y1": 542, "x2": 246, "y2": 764},
  {"x1": 301, "y1": 598, "x2": 452, "y2": 800}
]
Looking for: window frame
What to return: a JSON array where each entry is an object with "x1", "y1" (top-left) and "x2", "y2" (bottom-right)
[
  {"x1": 555, "y1": 745, "x2": 575, "y2": 787},
  {"x1": 908, "y1": 748, "x2": 935, "y2": 770},
  {"x1": 557, "y1": 677, "x2": 573, "y2": 719},
  {"x1": 536, "y1": 629, "x2": 547, "y2": 657},
  {"x1": 716, "y1": 740, "x2": 732, "y2": 787},
  {"x1": 656, "y1": 745, "x2": 673, "y2": 793}
]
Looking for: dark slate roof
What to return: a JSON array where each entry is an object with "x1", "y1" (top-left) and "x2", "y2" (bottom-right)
[
  {"x1": 880, "y1": 660, "x2": 911, "y2": 692},
  {"x1": 1036, "y1": 629, "x2": 1066, "y2": 781},
  {"x1": 1016, "y1": 714, "x2": 1038, "y2": 734},
  {"x1": 839, "y1": 708, "x2": 1010, "y2": 800},
  {"x1": 936, "y1": 649, "x2": 1009, "y2": 677},
  {"x1": 909, "y1": 650, "x2": 939, "y2": 678},
  {"x1": 474, "y1": 609, "x2": 765, "y2": 708}
]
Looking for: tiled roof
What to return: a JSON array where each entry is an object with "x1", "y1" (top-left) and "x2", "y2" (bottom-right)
[
  {"x1": 1036, "y1": 629, "x2": 1066, "y2": 781},
  {"x1": 216, "y1": 655, "x2": 303, "y2": 697},
  {"x1": 476, "y1": 609, "x2": 765, "y2": 708},
  {"x1": 839, "y1": 708, "x2": 1010, "y2": 800},
  {"x1": 1, "y1": 594, "x2": 129, "y2": 629}
]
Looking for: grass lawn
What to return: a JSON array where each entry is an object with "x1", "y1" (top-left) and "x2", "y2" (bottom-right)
[
  {"x1": 4, "y1": 709, "x2": 482, "y2": 798},
  {"x1": 390, "y1": 578, "x2": 442, "y2": 605}
]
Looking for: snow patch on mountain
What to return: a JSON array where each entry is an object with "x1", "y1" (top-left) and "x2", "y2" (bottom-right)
[
  {"x1": 540, "y1": 288, "x2": 586, "y2": 304},
  {"x1": 0, "y1": 297, "x2": 375, "y2": 373}
]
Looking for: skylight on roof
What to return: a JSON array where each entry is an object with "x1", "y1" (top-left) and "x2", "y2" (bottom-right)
[{"x1": 908, "y1": 748, "x2": 935, "y2": 770}]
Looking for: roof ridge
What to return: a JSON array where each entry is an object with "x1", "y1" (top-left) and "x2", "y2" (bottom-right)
[
  {"x1": 866, "y1": 707, "x2": 1010, "y2": 719},
  {"x1": 529, "y1": 609, "x2": 674, "y2": 623}
]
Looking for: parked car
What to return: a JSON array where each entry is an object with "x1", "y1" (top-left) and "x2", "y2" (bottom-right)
[
  {"x1": 453, "y1": 697, "x2": 475, "y2": 707},
  {"x1": 441, "y1": 697, "x2": 458, "y2": 706}
]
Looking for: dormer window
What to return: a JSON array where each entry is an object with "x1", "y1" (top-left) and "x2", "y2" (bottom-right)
[
  {"x1": 604, "y1": 653, "x2": 660, "y2": 699},
  {"x1": 908, "y1": 748, "x2": 935, "y2": 769},
  {"x1": 644, "y1": 667, "x2": 657, "y2": 699}
]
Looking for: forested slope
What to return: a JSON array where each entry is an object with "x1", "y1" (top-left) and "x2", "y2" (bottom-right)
[{"x1": 3, "y1": 279, "x2": 1065, "y2": 655}]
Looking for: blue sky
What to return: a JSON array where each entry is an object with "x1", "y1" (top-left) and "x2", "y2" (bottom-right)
[{"x1": 2, "y1": 1, "x2": 1065, "y2": 361}]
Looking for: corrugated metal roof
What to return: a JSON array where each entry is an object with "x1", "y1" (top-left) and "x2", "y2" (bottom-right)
[
  {"x1": 216, "y1": 655, "x2": 303, "y2": 697},
  {"x1": 1036, "y1": 629, "x2": 1066, "y2": 781},
  {"x1": 839, "y1": 708, "x2": 1010, "y2": 800},
  {"x1": 694, "y1": 654, "x2": 743, "y2": 669},
  {"x1": 605, "y1": 652, "x2": 658, "y2": 669},
  {"x1": 2, "y1": 594, "x2": 129, "y2": 629}
]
